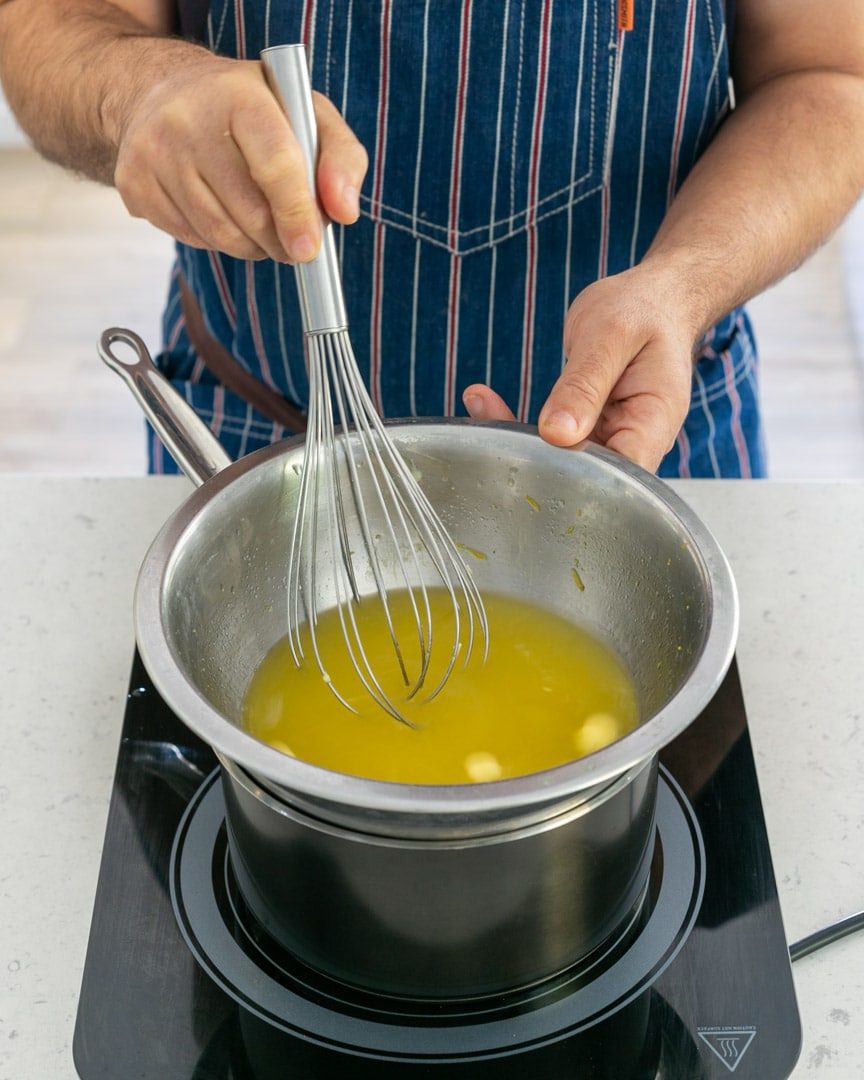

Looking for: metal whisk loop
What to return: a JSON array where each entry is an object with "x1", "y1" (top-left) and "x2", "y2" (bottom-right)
[{"x1": 263, "y1": 43, "x2": 488, "y2": 725}]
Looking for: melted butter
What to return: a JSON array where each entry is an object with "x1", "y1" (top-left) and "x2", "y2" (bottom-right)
[{"x1": 243, "y1": 590, "x2": 639, "y2": 784}]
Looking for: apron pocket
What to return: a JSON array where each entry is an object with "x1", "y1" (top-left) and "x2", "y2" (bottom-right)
[{"x1": 340, "y1": 0, "x2": 616, "y2": 256}]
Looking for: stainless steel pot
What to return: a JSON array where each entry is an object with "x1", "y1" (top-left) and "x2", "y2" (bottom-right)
[{"x1": 101, "y1": 328, "x2": 738, "y2": 998}]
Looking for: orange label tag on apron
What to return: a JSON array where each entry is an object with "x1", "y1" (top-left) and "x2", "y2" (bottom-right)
[{"x1": 618, "y1": 0, "x2": 634, "y2": 31}]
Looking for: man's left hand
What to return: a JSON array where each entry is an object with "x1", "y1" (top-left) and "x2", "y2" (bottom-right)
[{"x1": 462, "y1": 263, "x2": 699, "y2": 473}]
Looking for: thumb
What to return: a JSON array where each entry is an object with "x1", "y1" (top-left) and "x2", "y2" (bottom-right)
[{"x1": 538, "y1": 344, "x2": 626, "y2": 447}]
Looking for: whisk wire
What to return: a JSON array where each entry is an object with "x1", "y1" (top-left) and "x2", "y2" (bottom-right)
[
  {"x1": 267, "y1": 44, "x2": 488, "y2": 724},
  {"x1": 321, "y1": 334, "x2": 417, "y2": 691},
  {"x1": 329, "y1": 339, "x2": 438, "y2": 695}
]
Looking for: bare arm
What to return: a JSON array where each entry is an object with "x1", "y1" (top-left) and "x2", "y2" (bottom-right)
[
  {"x1": 640, "y1": 0, "x2": 864, "y2": 341},
  {"x1": 465, "y1": 0, "x2": 864, "y2": 469},
  {"x1": 0, "y1": 0, "x2": 366, "y2": 261}
]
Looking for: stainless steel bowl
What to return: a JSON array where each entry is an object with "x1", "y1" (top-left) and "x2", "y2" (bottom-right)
[{"x1": 102, "y1": 328, "x2": 738, "y2": 997}]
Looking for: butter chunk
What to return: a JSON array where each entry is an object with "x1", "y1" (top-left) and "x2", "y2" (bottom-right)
[{"x1": 464, "y1": 751, "x2": 503, "y2": 783}]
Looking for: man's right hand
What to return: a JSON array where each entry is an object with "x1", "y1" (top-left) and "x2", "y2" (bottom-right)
[{"x1": 114, "y1": 55, "x2": 368, "y2": 262}]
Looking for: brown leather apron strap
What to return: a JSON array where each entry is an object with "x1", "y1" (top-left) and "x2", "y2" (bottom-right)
[{"x1": 178, "y1": 275, "x2": 307, "y2": 434}]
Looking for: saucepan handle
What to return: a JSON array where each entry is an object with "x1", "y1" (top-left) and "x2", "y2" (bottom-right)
[{"x1": 98, "y1": 326, "x2": 233, "y2": 487}]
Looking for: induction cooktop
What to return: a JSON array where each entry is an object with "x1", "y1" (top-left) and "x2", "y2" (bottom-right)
[{"x1": 72, "y1": 655, "x2": 801, "y2": 1078}]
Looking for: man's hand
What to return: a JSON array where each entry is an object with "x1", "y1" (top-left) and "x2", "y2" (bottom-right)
[
  {"x1": 0, "y1": 1, "x2": 368, "y2": 261},
  {"x1": 114, "y1": 55, "x2": 367, "y2": 262},
  {"x1": 462, "y1": 263, "x2": 697, "y2": 473}
]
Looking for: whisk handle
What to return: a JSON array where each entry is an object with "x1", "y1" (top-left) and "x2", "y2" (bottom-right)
[{"x1": 261, "y1": 44, "x2": 348, "y2": 334}]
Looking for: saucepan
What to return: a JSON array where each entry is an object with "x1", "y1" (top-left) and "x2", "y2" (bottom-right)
[{"x1": 100, "y1": 327, "x2": 737, "y2": 998}]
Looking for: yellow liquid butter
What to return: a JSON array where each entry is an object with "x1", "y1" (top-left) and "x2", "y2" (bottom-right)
[{"x1": 242, "y1": 590, "x2": 639, "y2": 784}]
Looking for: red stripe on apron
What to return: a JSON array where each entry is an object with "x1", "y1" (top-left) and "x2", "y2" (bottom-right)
[
  {"x1": 444, "y1": 0, "x2": 473, "y2": 415},
  {"x1": 166, "y1": 311, "x2": 185, "y2": 351},
  {"x1": 234, "y1": 0, "x2": 246, "y2": 59},
  {"x1": 518, "y1": 0, "x2": 553, "y2": 423},
  {"x1": 245, "y1": 262, "x2": 277, "y2": 390},
  {"x1": 598, "y1": 28, "x2": 626, "y2": 281},
  {"x1": 370, "y1": 0, "x2": 392, "y2": 411},
  {"x1": 212, "y1": 384, "x2": 226, "y2": 442},
  {"x1": 676, "y1": 426, "x2": 692, "y2": 478},
  {"x1": 723, "y1": 321, "x2": 752, "y2": 477},
  {"x1": 302, "y1": 0, "x2": 317, "y2": 60},
  {"x1": 207, "y1": 251, "x2": 237, "y2": 327},
  {"x1": 667, "y1": 0, "x2": 697, "y2": 206}
]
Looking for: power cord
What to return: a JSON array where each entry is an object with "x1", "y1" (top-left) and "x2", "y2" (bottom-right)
[{"x1": 789, "y1": 909, "x2": 864, "y2": 963}]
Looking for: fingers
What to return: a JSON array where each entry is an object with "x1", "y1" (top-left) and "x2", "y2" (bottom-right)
[
  {"x1": 462, "y1": 385, "x2": 517, "y2": 421},
  {"x1": 591, "y1": 341, "x2": 692, "y2": 472},
  {"x1": 116, "y1": 58, "x2": 368, "y2": 263},
  {"x1": 230, "y1": 82, "x2": 367, "y2": 257},
  {"x1": 313, "y1": 92, "x2": 368, "y2": 224},
  {"x1": 229, "y1": 94, "x2": 321, "y2": 261},
  {"x1": 166, "y1": 169, "x2": 271, "y2": 261}
]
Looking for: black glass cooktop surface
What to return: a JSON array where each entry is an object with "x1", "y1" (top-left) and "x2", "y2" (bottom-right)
[{"x1": 73, "y1": 656, "x2": 801, "y2": 1079}]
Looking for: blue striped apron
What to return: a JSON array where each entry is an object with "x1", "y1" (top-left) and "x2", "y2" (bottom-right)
[{"x1": 153, "y1": 0, "x2": 766, "y2": 479}]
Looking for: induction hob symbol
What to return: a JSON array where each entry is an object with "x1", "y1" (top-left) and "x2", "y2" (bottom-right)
[{"x1": 697, "y1": 1027, "x2": 757, "y2": 1072}]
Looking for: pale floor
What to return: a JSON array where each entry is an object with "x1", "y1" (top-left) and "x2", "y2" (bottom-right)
[{"x1": 2, "y1": 147, "x2": 864, "y2": 478}]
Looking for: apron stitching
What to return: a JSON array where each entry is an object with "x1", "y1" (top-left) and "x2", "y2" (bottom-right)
[
  {"x1": 358, "y1": 180, "x2": 605, "y2": 257},
  {"x1": 410, "y1": 0, "x2": 431, "y2": 235},
  {"x1": 484, "y1": 4, "x2": 510, "y2": 388},
  {"x1": 563, "y1": 0, "x2": 591, "y2": 318},
  {"x1": 587, "y1": 0, "x2": 600, "y2": 177},
  {"x1": 444, "y1": 0, "x2": 473, "y2": 415},
  {"x1": 629, "y1": 0, "x2": 658, "y2": 266},
  {"x1": 408, "y1": 0, "x2": 432, "y2": 418},
  {"x1": 598, "y1": 6, "x2": 620, "y2": 282},
  {"x1": 693, "y1": 20, "x2": 728, "y2": 165},
  {"x1": 340, "y1": 0, "x2": 353, "y2": 117},
  {"x1": 509, "y1": 3, "x2": 527, "y2": 224},
  {"x1": 703, "y1": 0, "x2": 721, "y2": 115},
  {"x1": 324, "y1": 0, "x2": 336, "y2": 98},
  {"x1": 518, "y1": 0, "x2": 554, "y2": 422},
  {"x1": 263, "y1": 0, "x2": 271, "y2": 50},
  {"x1": 602, "y1": 35, "x2": 624, "y2": 188},
  {"x1": 487, "y1": 3, "x2": 511, "y2": 247},
  {"x1": 369, "y1": 0, "x2": 393, "y2": 410},
  {"x1": 358, "y1": 163, "x2": 594, "y2": 236},
  {"x1": 211, "y1": 0, "x2": 229, "y2": 51}
]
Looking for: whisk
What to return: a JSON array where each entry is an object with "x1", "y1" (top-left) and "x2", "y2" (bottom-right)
[{"x1": 261, "y1": 45, "x2": 488, "y2": 725}]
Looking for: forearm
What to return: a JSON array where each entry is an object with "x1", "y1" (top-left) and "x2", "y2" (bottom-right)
[
  {"x1": 0, "y1": 0, "x2": 211, "y2": 183},
  {"x1": 642, "y1": 70, "x2": 864, "y2": 340}
]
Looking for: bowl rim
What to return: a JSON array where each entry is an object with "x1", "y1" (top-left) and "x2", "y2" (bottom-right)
[{"x1": 134, "y1": 420, "x2": 739, "y2": 817}]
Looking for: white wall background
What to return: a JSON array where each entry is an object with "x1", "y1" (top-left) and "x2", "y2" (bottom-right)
[{"x1": 0, "y1": 88, "x2": 26, "y2": 146}]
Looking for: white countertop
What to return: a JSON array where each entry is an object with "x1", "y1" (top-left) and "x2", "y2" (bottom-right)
[{"x1": 0, "y1": 477, "x2": 862, "y2": 1078}]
